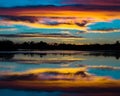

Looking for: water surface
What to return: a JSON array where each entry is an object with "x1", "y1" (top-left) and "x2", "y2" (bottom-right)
[{"x1": 0, "y1": 51, "x2": 120, "y2": 95}]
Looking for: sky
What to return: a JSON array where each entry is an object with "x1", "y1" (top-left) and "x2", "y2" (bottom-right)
[{"x1": 0, "y1": 0, "x2": 120, "y2": 44}]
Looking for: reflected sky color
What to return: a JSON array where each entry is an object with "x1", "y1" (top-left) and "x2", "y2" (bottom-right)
[{"x1": 0, "y1": 51, "x2": 120, "y2": 79}]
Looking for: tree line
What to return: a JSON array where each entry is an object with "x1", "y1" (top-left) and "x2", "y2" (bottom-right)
[{"x1": 0, "y1": 40, "x2": 120, "y2": 51}]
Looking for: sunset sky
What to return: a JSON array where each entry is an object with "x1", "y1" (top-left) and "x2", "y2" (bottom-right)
[{"x1": 0, "y1": 0, "x2": 120, "y2": 44}]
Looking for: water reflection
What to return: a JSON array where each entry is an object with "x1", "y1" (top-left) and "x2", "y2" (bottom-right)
[
  {"x1": 0, "y1": 51, "x2": 120, "y2": 79},
  {"x1": 1, "y1": 89, "x2": 120, "y2": 96},
  {"x1": 86, "y1": 51, "x2": 120, "y2": 60},
  {"x1": 0, "y1": 51, "x2": 120, "y2": 95},
  {"x1": 0, "y1": 51, "x2": 120, "y2": 60},
  {"x1": 0, "y1": 53, "x2": 14, "y2": 60}
]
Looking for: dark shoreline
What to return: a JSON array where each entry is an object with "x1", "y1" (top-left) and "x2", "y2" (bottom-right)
[
  {"x1": 0, "y1": 40, "x2": 120, "y2": 51},
  {"x1": 0, "y1": 50, "x2": 120, "y2": 53}
]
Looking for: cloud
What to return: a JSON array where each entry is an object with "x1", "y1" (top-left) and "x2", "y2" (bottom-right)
[
  {"x1": 0, "y1": 33, "x2": 85, "y2": 44},
  {"x1": 0, "y1": 33, "x2": 83, "y2": 38},
  {"x1": 75, "y1": 20, "x2": 88, "y2": 27},
  {"x1": 0, "y1": 16, "x2": 89, "y2": 33},
  {"x1": 1, "y1": 16, "x2": 88, "y2": 26},
  {"x1": 2, "y1": 16, "x2": 37, "y2": 23},
  {"x1": 0, "y1": 5, "x2": 120, "y2": 17},
  {"x1": 0, "y1": 0, "x2": 120, "y2": 8},
  {"x1": 87, "y1": 19, "x2": 120, "y2": 33},
  {"x1": 1, "y1": 15, "x2": 120, "y2": 34},
  {"x1": 62, "y1": 0, "x2": 120, "y2": 6},
  {"x1": 0, "y1": 17, "x2": 85, "y2": 36}
]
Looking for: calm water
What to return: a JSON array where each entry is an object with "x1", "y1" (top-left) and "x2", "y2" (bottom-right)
[{"x1": 0, "y1": 51, "x2": 120, "y2": 95}]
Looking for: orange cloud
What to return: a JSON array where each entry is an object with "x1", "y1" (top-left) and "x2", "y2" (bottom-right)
[
  {"x1": 0, "y1": 6, "x2": 119, "y2": 21},
  {"x1": 0, "y1": 5, "x2": 120, "y2": 35}
]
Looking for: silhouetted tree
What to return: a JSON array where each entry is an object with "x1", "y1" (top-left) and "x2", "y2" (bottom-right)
[{"x1": 0, "y1": 40, "x2": 120, "y2": 51}]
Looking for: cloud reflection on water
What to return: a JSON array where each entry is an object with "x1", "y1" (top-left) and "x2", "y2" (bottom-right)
[{"x1": 0, "y1": 51, "x2": 120, "y2": 79}]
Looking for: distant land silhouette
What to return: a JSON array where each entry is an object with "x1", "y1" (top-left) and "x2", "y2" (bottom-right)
[{"x1": 0, "y1": 40, "x2": 120, "y2": 51}]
